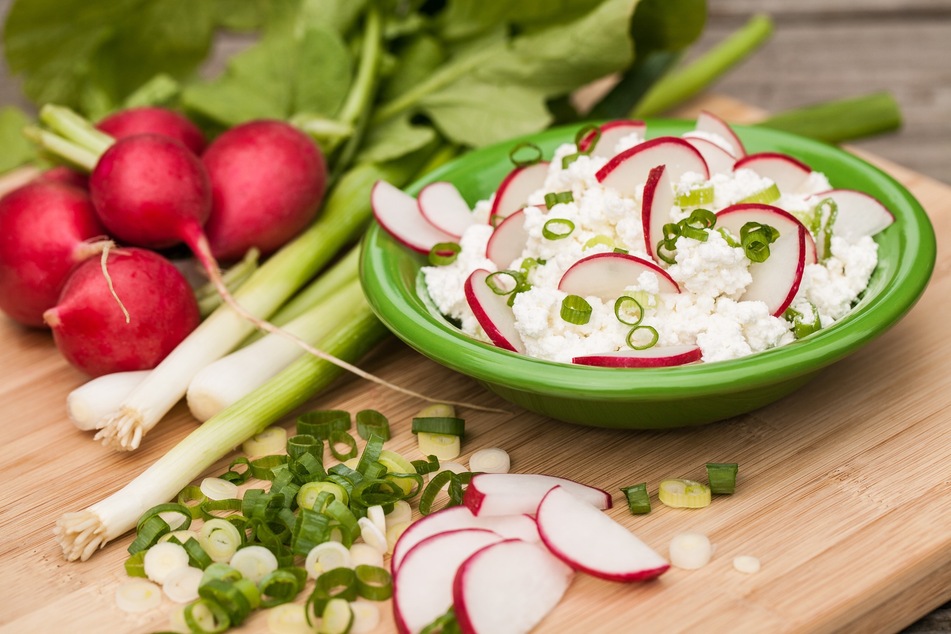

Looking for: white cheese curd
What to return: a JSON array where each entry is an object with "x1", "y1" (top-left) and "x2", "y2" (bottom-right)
[{"x1": 419, "y1": 131, "x2": 884, "y2": 366}]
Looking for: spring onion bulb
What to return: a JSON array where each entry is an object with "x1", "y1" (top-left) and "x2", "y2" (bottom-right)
[
  {"x1": 468, "y1": 448, "x2": 511, "y2": 474},
  {"x1": 115, "y1": 578, "x2": 163, "y2": 613},
  {"x1": 162, "y1": 565, "x2": 203, "y2": 603},
  {"x1": 229, "y1": 546, "x2": 279, "y2": 584},
  {"x1": 187, "y1": 277, "x2": 363, "y2": 422},
  {"x1": 658, "y1": 479, "x2": 712, "y2": 508},
  {"x1": 198, "y1": 519, "x2": 243, "y2": 563},
  {"x1": 349, "y1": 542, "x2": 385, "y2": 569},
  {"x1": 194, "y1": 247, "x2": 261, "y2": 318},
  {"x1": 266, "y1": 603, "x2": 313, "y2": 634},
  {"x1": 143, "y1": 542, "x2": 190, "y2": 584},
  {"x1": 349, "y1": 600, "x2": 381, "y2": 634},
  {"x1": 417, "y1": 432, "x2": 461, "y2": 461},
  {"x1": 367, "y1": 505, "x2": 386, "y2": 536},
  {"x1": 305, "y1": 542, "x2": 353, "y2": 579},
  {"x1": 66, "y1": 370, "x2": 150, "y2": 431},
  {"x1": 385, "y1": 500, "x2": 413, "y2": 527},
  {"x1": 200, "y1": 477, "x2": 239, "y2": 501},
  {"x1": 321, "y1": 598, "x2": 354, "y2": 634},
  {"x1": 733, "y1": 555, "x2": 761, "y2": 574},
  {"x1": 668, "y1": 532, "x2": 714, "y2": 569},
  {"x1": 358, "y1": 517, "x2": 388, "y2": 554},
  {"x1": 242, "y1": 427, "x2": 288, "y2": 457}
]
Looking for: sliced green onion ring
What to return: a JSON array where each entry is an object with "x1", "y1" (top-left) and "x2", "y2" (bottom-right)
[
  {"x1": 124, "y1": 550, "x2": 147, "y2": 578},
  {"x1": 621, "y1": 483, "x2": 651, "y2": 515},
  {"x1": 297, "y1": 409, "x2": 351, "y2": 440},
  {"x1": 184, "y1": 597, "x2": 231, "y2": 634},
  {"x1": 329, "y1": 430, "x2": 358, "y2": 461},
  {"x1": 584, "y1": 234, "x2": 615, "y2": 251},
  {"x1": 508, "y1": 142, "x2": 542, "y2": 167},
  {"x1": 484, "y1": 270, "x2": 520, "y2": 295},
  {"x1": 128, "y1": 515, "x2": 171, "y2": 555},
  {"x1": 287, "y1": 434, "x2": 321, "y2": 460},
  {"x1": 411, "y1": 416, "x2": 466, "y2": 436},
  {"x1": 355, "y1": 410, "x2": 390, "y2": 441},
  {"x1": 676, "y1": 185, "x2": 714, "y2": 207},
  {"x1": 560, "y1": 294, "x2": 592, "y2": 325},
  {"x1": 198, "y1": 518, "x2": 244, "y2": 563},
  {"x1": 626, "y1": 325, "x2": 658, "y2": 350},
  {"x1": 355, "y1": 564, "x2": 393, "y2": 601},
  {"x1": 259, "y1": 567, "x2": 307, "y2": 608},
  {"x1": 542, "y1": 218, "x2": 575, "y2": 240},
  {"x1": 706, "y1": 462, "x2": 739, "y2": 495},
  {"x1": 614, "y1": 295, "x2": 644, "y2": 327},
  {"x1": 177, "y1": 485, "x2": 208, "y2": 520},
  {"x1": 428, "y1": 242, "x2": 461, "y2": 266},
  {"x1": 543, "y1": 191, "x2": 574, "y2": 209},
  {"x1": 308, "y1": 567, "x2": 359, "y2": 616}
]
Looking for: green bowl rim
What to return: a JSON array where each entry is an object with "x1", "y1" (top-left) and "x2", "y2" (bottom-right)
[{"x1": 360, "y1": 120, "x2": 937, "y2": 401}]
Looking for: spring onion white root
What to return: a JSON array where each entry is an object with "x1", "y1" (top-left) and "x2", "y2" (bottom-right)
[
  {"x1": 186, "y1": 277, "x2": 362, "y2": 422},
  {"x1": 66, "y1": 370, "x2": 150, "y2": 431},
  {"x1": 54, "y1": 302, "x2": 388, "y2": 561}
]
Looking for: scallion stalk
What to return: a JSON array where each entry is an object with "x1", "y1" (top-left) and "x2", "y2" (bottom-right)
[{"x1": 758, "y1": 92, "x2": 902, "y2": 144}]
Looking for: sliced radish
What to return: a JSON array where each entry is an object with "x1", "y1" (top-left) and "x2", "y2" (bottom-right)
[
  {"x1": 733, "y1": 152, "x2": 812, "y2": 194},
  {"x1": 685, "y1": 110, "x2": 746, "y2": 157},
  {"x1": 573, "y1": 345, "x2": 702, "y2": 368},
  {"x1": 804, "y1": 229, "x2": 818, "y2": 265},
  {"x1": 596, "y1": 136, "x2": 709, "y2": 198},
  {"x1": 392, "y1": 528, "x2": 504, "y2": 634},
  {"x1": 485, "y1": 208, "x2": 529, "y2": 269},
  {"x1": 716, "y1": 203, "x2": 807, "y2": 316},
  {"x1": 464, "y1": 269, "x2": 525, "y2": 354},
  {"x1": 578, "y1": 119, "x2": 647, "y2": 158},
  {"x1": 558, "y1": 252, "x2": 680, "y2": 300},
  {"x1": 463, "y1": 473, "x2": 611, "y2": 517},
  {"x1": 453, "y1": 539, "x2": 573, "y2": 634},
  {"x1": 641, "y1": 165, "x2": 674, "y2": 262},
  {"x1": 489, "y1": 161, "x2": 550, "y2": 222},
  {"x1": 536, "y1": 486, "x2": 669, "y2": 582},
  {"x1": 391, "y1": 505, "x2": 539, "y2": 572},
  {"x1": 809, "y1": 189, "x2": 895, "y2": 240},
  {"x1": 418, "y1": 181, "x2": 476, "y2": 239},
  {"x1": 683, "y1": 136, "x2": 737, "y2": 176},
  {"x1": 371, "y1": 180, "x2": 455, "y2": 254}
]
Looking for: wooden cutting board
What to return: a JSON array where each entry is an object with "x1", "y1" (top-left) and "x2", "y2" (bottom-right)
[{"x1": 1, "y1": 96, "x2": 949, "y2": 634}]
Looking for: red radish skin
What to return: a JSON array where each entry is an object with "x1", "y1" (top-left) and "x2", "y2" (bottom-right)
[
  {"x1": 96, "y1": 107, "x2": 207, "y2": 156},
  {"x1": 201, "y1": 120, "x2": 327, "y2": 261},
  {"x1": 578, "y1": 119, "x2": 647, "y2": 158},
  {"x1": 573, "y1": 345, "x2": 703, "y2": 368},
  {"x1": 417, "y1": 181, "x2": 475, "y2": 239},
  {"x1": 485, "y1": 208, "x2": 529, "y2": 270},
  {"x1": 489, "y1": 161, "x2": 550, "y2": 222},
  {"x1": 687, "y1": 109, "x2": 747, "y2": 157},
  {"x1": 463, "y1": 472, "x2": 612, "y2": 517},
  {"x1": 43, "y1": 248, "x2": 200, "y2": 377},
  {"x1": 596, "y1": 136, "x2": 709, "y2": 197},
  {"x1": 463, "y1": 269, "x2": 525, "y2": 354},
  {"x1": 0, "y1": 181, "x2": 108, "y2": 327},
  {"x1": 734, "y1": 152, "x2": 813, "y2": 194},
  {"x1": 558, "y1": 251, "x2": 681, "y2": 300},
  {"x1": 641, "y1": 164, "x2": 674, "y2": 262},
  {"x1": 35, "y1": 165, "x2": 89, "y2": 190}
]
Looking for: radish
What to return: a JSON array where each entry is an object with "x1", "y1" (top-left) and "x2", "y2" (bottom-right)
[
  {"x1": 641, "y1": 164, "x2": 675, "y2": 262},
  {"x1": 35, "y1": 165, "x2": 89, "y2": 190},
  {"x1": 808, "y1": 189, "x2": 895, "y2": 240},
  {"x1": 0, "y1": 180, "x2": 109, "y2": 327},
  {"x1": 392, "y1": 528, "x2": 504, "y2": 634},
  {"x1": 734, "y1": 152, "x2": 813, "y2": 194},
  {"x1": 96, "y1": 106, "x2": 207, "y2": 156},
  {"x1": 372, "y1": 180, "x2": 455, "y2": 255},
  {"x1": 43, "y1": 247, "x2": 200, "y2": 377},
  {"x1": 596, "y1": 136, "x2": 709, "y2": 197},
  {"x1": 573, "y1": 344, "x2": 702, "y2": 368},
  {"x1": 417, "y1": 181, "x2": 476, "y2": 239},
  {"x1": 453, "y1": 539, "x2": 573, "y2": 634},
  {"x1": 489, "y1": 161, "x2": 549, "y2": 222},
  {"x1": 535, "y1": 486, "x2": 669, "y2": 582},
  {"x1": 577, "y1": 119, "x2": 646, "y2": 158},
  {"x1": 463, "y1": 269, "x2": 525, "y2": 354},
  {"x1": 201, "y1": 120, "x2": 328, "y2": 261},
  {"x1": 391, "y1": 505, "x2": 539, "y2": 572},
  {"x1": 683, "y1": 136, "x2": 736, "y2": 176},
  {"x1": 683, "y1": 110, "x2": 746, "y2": 157},
  {"x1": 558, "y1": 252, "x2": 681, "y2": 300},
  {"x1": 463, "y1": 473, "x2": 612, "y2": 517},
  {"x1": 485, "y1": 208, "x2": 529, "y2": 269}
]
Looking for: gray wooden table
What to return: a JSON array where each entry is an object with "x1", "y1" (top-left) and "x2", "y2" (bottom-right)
[{"x1": 0, "y1": 0, "x2": 948, "y2": 631}]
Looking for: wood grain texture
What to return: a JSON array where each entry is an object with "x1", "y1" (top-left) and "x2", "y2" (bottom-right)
[{"x1": 0, "y1": 95, "x2": 949, "y2": 633}]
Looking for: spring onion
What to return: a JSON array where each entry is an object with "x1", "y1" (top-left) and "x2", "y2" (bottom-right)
[
  {"x1": 428, "y1": 242, "x2": 461, "y2": 266},
  {"x1": 620, "y1": 483, "x2": 651, "y2": 515},
  {"x1": 542, "y1": 218, "x2": 575, "y2": 240},
  {"x1": 66, "y1": 369, "x2": 149, "y2": 431},
  {"x1": 626, "y1": 325, "x2": 658, "y2": 350},
  {"x1": 544, "y1": 191, "x2": 574, "y2": 209},
  {"x1": 355, "y1": 410, "x2": 390, "y2": 441},
  {"x1": 195, "y1": 248, "x2": 261, "y2": 318},
  {"x1": 614, "y1": 295, "x2": 644, "y2": 327},
  {"x1": 417, "y1": 432, "x2": 462, "y2": 461},
  {"x1": 143, "y1": 541, "x2": 190, "y2": 584},
  {"x1": 508, "y1": 142, "x2": 543, "y2": 167},
  {"x1": 658, "y1": 479, "x2": 712, "y2": 509},
  {"x1": 163, "y1": 565, "x2": 203, "y2": 603},
  {"x1": 321, "y1": 598, "x2": 355, "y2": 634},
  {"x1": 468, "y1": 448, "x2": 511, "y2": 474},
  {"x1": 115, "y1": 578, "x2": 163, "y2": 613},
  {"x1": 304, "y1": 542, "x2": 352, "y2": 579},
  {"x1": 484, "y1": 270, "x2": 520, "y2": 295},
  {"x1": 229, "y1": 545, "x2": 279, "y2": 584},
  {"x1": 349, "y1": 600, "x2": 382, "y2": 634},
  {"x1": 386, "y1": 522, "x2": 411, "y2": 554},
  {"x1": 266, "y1": 603, "x2": 313, "y2": 634},
  {"x1": 349, "y1": 542, "x2": 385, "y2": 569},
  {"x1": 583, "y1": 234, "x2": 615, "y2": 251},
  {"x1": 705, "y1": 462, "x2": 739, "y2": 495},
  {"x1": 783, "y1": 303, "x2": 822, "y2": 339},
  {"x1": 668, "y1": 532, "x2": 714, "y2": 569},
  {"x1": 201, "y1": 478, "x2": 239, "y2": 502},
  {"x1": 676, "y1": 185, "x2": 714, "y2": 208},
  {"x1": 740, "y1": 222, "x2": 779, "y2": 263},
  {"x1": 185, "y1": 597, "x2": 231, "y2": 633},
  {"x1": 242, "y1": 427, "x2": 289, "y2": 458},
  {"x1": 737, "y1": 183, "x2": 781, "y2": 205},
  {"x1": 411, "y1": 417, "x2": 465, "y2": 436},
  {"x1": 355, "y1": 565, "x2": 393, "y2": 601},
  {"x1": 560, "y1": 295, "x2": 593, "y2": 325},
  {"x1": 198, "y1": 519, "x2": 243, "y2": 563},
  {"x1": 733, "y1": 555, "x2": 762, "y2": 574}
]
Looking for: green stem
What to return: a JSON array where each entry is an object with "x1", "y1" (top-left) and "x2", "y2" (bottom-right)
[
  {"x1": 631, "y1": 14, "x2": 774, "y2": 118},
  {"x1": 756, "y1": 92, "x2": 902, "y2": 144},
  {"x1": 38, "y1": 104, "x2": 113, "y2": 156},
  {"x1": 23, "y1": 125, "x2": 98, "y2": 171}
]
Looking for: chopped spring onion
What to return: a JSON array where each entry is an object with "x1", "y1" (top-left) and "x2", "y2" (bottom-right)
[
  {"x1": 349, "y1": 542, "x2": 385, "y2": 569},
  {"x1": 308, "y1": 567, "x2": 359, "y2": 616},
  {"x1": 297, "y1": 409, "x2": 352, "y2": 440},
  {"x1": 305, "y1": 542, "x2": 352, "y2": 579},
  {"x1": 385, "y1": 500, "x2": 413, "y2": 527},
  {"x1": 620, "y1": 483, "x2": 651, "y2": 515},
  {"x1": 386, "y1": 522, "x2": 410, "y2": 554},
  {"x1": 468, "y1": 448, "x2": 511, "y2": 474},
  {"x1": 614, "y1": 295, "x2": 644, "y2": 327},
  {"x1": 162, "y1": 565, "x2": 203, "y2": 603},
  {"x1": 544, "y1": 191, "x2": 574, "y2": 209},
  {"x1": 668, "y1": 532, "x2": 714, "y2": 569},
  {"x1": 626, "y1": 324, "x2": 659, "y2": 350},
  {"x1": 230, "y1": 545, "x2": 279, "y2": 584},
  {"x1": 158, "y1": 529, "x2": 200, "y2": 546},
  {"x1": 705, "y1": 462, "x2": 739, "y2": 495},
  {"x1": 560, "y1": 294, "x2": 592, "y2": 325},
  {"x1": 125, "y1": 550, "x2": 147, "y2": 578},
  {"x1": 259, "y1": 568, "x2": 307, "y2": 608},
  {"x1": 676, "y1": 185, "x2": 714, "y2": 208},
  {"x1": 266, "y1": 603, "x2": 313, "y2": 634},
  {"x1": 349, "y1": 600, "x2": 382, "y2": 634},
  {"x1": 66, "y1": 369, "x2": 149, "y2": 431},
  {"x1": 733, "y1": 555, "x2": 762, "y2": 574},
  {"x1": 416, "y1": 403, "x2": 456, "y2": 418},
  {"x1": 428, "y1": 242, "x2": 461, "y2": 266},
  {"x1": 321, "y1": 598, "x2": 355, "y2": 634},
  {"x1": 813, "y1": 197, "x2": 839, "y2": 260},
  {"x1": 198, "y1": 518, "x2": 244, "y2": 563},
  {"x1": 178, "y1": 486, "x2": 207, "y2": 519},
  {"x1": 355, "y1": 409, "x2": 390, "y2": 441},
  {"x1": 242, "y1": 427, "x2": 288, "y2": 457},
  {"x1": 484, "y1": 270, "x2": 520, "y2": 295},
  {"x1": 542, "y1": 218, "x2": 575, "y2": 240},
  {"x1": 201, "y1": 477, "x2": 239, "y2": 501},
  {"x1": 329, "y1": 431, "x2": 359, "y2": 461},
  {"x1": 357, "y1": 517, "x2": 388, "y2": 554},
  {"x1": 298, "y1": 481, "x2": 350, "y2": 509},
  {"x1": 367, "y1": 505, "x2": 387, "y2": 536},
  {"x1": 737, "y1": 182, "x2": 781, "y2": 204},
  {"x1": 185, "y1": 596, "x2": 231, "y2": 633},
  {"x1": 508, "y1": 142, "x2": 543, "y2": 167},
  {"x1": 417, "y1": 432, "x2": 462, "y2": 461},
  {"x1": 658, "y1": 479, "x2": 712, "y2": 509},
  {"x1": 740, "y1": 222, "x2": 780, "y2": 263},
  {"x1": 427, "y1": 462, "x2": 467, "y2": 487},
  {"x1": 115, "y1": 578, "x2": 163, "y2": 613},
  {"x1": 583, "y1": 234, "x2": 615, "y2": 251},
  {"x1": 783, "y1": 303, "x2": 822, "y2": 339},
  {"x1": 143, "y1": 541, "x2": 190, "y2": 584},
  {"x1": 354, "y1": 565, "x2": 393, "y2": 601},
  {"x1": 411, "y1": 416, "x2": 465, "y2": 436}
]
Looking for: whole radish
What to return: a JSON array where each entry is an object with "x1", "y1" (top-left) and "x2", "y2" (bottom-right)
[
  {"x1": 35, "y1": 165, "x2": 89, "y2": 190},
  {"x1": 201, "y1": 120, "x2": 327, "y2": 261},
  {"x1": 43, "y1": 248, "x2": 200, "y2": 377},
  {"x1": 96, "y1": 106, "x2": 207, "y2": 155},
  {"x1": 0, "y1": 180, "x2": 108, "y2": 327}
]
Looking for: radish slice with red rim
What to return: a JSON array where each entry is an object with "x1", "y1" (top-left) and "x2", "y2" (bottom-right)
[
  {"x1": 485, "y1": 209, "x2": 529, "y2": 269},
  {"x1": 463, "y1": 472, "x2": 611, "y2": 517},
  {"x1": 685, "y1": 109, "x2": 746, "y2": 157},
  {"x1": 733, "y1": 152, "x2": 813, "y2": 195},
  {"x1": 809, "y1": 188, "x2": 895, "y2": 240},
  {"x1": 578, "y1": 119, "x2": 647, "y2": 158},
  {"x1": 558, "y1": 252, "x2": 680, "y2": 300},
  {"x1": 371, "y1": 180, "x2": 454, "y2": 255},
  {"x1": 463, "y1": 269, "x2": 525, "y2": 354},
  {"x1": 683, "y1": 136, "x2": 737, "y2": 176},
  {"x1": 573, "y1": 345, "x2": 702, "y2": 368},
  {"x1": 489, "y1": 161, "x2": 550, "y2": 222},
  {"x1": 596, "y1": 136, "x2": 709, "y2": 198},
  {"x1": 641, "y1": 165, "x2": 674, "y2": 263},
  {"x1": 418, "y1": 181, "x2": 476, "y2": 239}
]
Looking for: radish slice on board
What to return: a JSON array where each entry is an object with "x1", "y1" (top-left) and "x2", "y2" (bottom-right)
[
  {"x1": 391, "y1": 505, "x2": 539, "y2": 573},
  {"x1": 641, "y1": 164, "x2": 674, "y2": 262},
  {"x1": 489, "y1": 161, "x2": 550, "y2": 222},
  {"x1": 684, "y1": 109, "x2": 746, "y2": 157},
  {"x1": 463, "y1": 472, "x2": 612, "y2": 517},
  {"x1": 371, "y1": 180, "x2": 454, "y2": 254},
  {"x1": 558, "y1": 252, "x2": 680, "y2": 300},
  {"x1": 485, "y1": 208, "x2": 529, "y2": 269},
  {"x1": 463, "y1": 269, "x2": 525, "y2": 353},
  {"x1": 596, "y1": 136, "x2": 709, "y2": 198},
  {"x1": 453, "y1": 539, "x2": 573, "y2": 634},
  {"x1": 573, "y1": 345, "x2": 702, "y2": 368},
  {"x1": 392, "y1": 528, "x2": 504, "y2": 634},
  {"x1": 536, "y1": 486, "x2": 669, "y2": 582},
  {"x1": 683, "y1": 136, "x2": 737, "y2": 176},
  {"x1": 733, "y1": 152, "x2": 813, "y2": 194},
  {"x1": 809, "y1": 189, "x2": 895, "y2": 240},
  {"x1": 577, "y1": 119, "x2": 647, "y2": 158},
  {"x1": 716, "y1": 203, "x2": 808, "y2": 316},
  {"x1": 418, "y1": 181, "x2": 476, "y2": 239}
]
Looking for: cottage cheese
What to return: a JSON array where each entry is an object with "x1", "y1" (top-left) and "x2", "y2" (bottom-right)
[{"x1": 421, "y1": 133, "x2": 881, "y2": 365}]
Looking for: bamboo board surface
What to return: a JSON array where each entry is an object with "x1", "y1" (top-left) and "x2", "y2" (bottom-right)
[{"x1": 0, "y1": 96, "x2": 949, "y2": 634}]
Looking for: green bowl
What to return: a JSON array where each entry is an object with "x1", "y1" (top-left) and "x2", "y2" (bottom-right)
[{"x1": 359, "y1": 121, "x2": 936, "y2": 429}]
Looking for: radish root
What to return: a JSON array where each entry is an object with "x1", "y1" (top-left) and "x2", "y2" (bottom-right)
[{"x1": 98, "y1": 243, "x2": 131, "y2": 324}]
